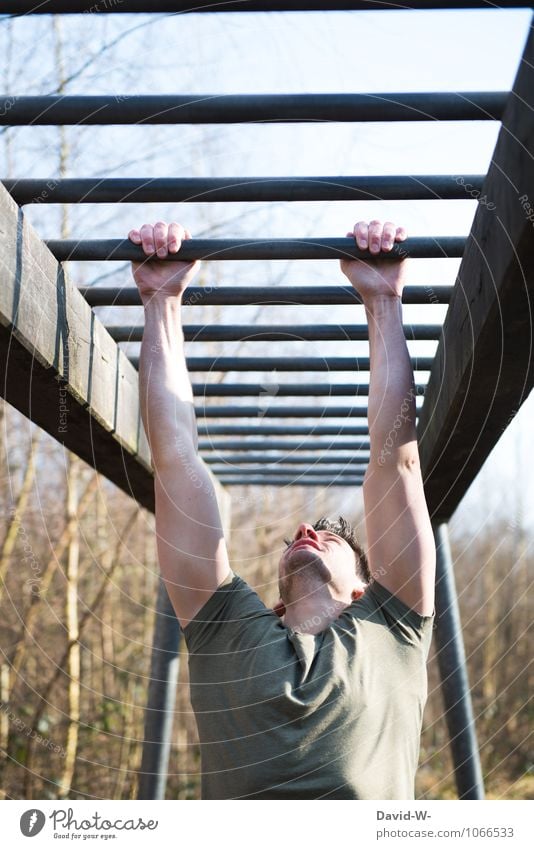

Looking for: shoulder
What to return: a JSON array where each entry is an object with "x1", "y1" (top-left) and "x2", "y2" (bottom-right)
[
  {"x1": 182, "y1": 570, "x2": 281, "y2": 653},
  {"x1": 335, "y1": 579, "x2": 435, "y2": 652}
]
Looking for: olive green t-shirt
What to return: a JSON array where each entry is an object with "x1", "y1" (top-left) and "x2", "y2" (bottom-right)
[{"x1": 183, "y1": 571, "x2": 434, "y2": 800}]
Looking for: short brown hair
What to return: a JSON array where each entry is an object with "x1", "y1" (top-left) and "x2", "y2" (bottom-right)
[{"x1": 312, "y1": 516, "x2": 371, "y2": 585}]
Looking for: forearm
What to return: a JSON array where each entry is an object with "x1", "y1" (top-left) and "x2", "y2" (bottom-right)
[
  {"x1": 364, "y1": 294, "x2": 418, "y2": 468},
  {"x1": 139, "y1": 294, "x2": 197, "y2": 465}
]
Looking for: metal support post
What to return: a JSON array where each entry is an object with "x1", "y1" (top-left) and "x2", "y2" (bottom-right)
[
  {"x1": 138, "y1": 580, "x2": 181, "y2": 800},
  {"x1": 433, "y1": 521, "x2": 485, "y2": 800}
]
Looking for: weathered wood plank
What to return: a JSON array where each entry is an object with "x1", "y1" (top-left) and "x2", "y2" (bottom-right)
[
  {"x1": 417, "y1": 25, "x2": 534, "y2": 520},
  {"x1": 0, "y1": 182, "x2": 230, "y2": 522}
]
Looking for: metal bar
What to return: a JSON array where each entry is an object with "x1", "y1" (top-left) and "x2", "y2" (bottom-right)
[
  {"x1": 111, "y1": 323, "x2": 442, "y2": 342},
  {"x1": 48, "y1": 236, "x2": 465, "y2": 261},
  {"x1": 197, "y1": 405, "x2": 420, "y2": 418},
  {"x1": 432, "y1": 522, "x2": 485, "y2": 799},
  {"x1": 130, "y1": 356, "x2": 436, "y2": 372},
  {"x1": 137, "y1": 580, "x2": 180, "y2": 800},
  {"x1": 8, "y1": 1, "x2": 534, "y2": 13},
  {"x1": 191, "y1": 383, "x2": 426, "y2": 397},
  {"x1": 198, "y1": 424, "x2": 369, "y2": 435},
  {"x1": 213, "y1": 469, "x2": 366, "y2": 477},
  {"x1": 0, "y1": 94, "x2": 505, "y2": 126},
  {"x1": 203, "y1": 454, "x2": 369, "y2": 464},
  {"x1": 81, "y1": 284, "x2": 453, "y2": 307},
  {"x1": 198, "y1": 439, "x2": 371, "y2": 450},
  {"x1": 196, "y1": 404, "x2": 390, "y2": 417},
  {"x1": 4, "y1": 175, "x2": 484, "y2": 204},
  {"x1": 214, "y1": 477, "x2": 365, "y2": 486}
]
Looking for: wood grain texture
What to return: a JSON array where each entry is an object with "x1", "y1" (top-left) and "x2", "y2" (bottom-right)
[
  {"x1": 417, "y1": 24, "x2": 534, "y2": 520},
  {"x1": 0, "y1": 182, "x2": 230, "y2": 523}
]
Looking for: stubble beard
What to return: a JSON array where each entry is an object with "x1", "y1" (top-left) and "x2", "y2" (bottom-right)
[{"x1": 279, "y1": 547, "x2": 331, "y2": 604}]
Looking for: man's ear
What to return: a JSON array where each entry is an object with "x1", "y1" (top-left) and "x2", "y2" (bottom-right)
[
  {"x1": 273, "y1": 599, "x2": 286, "y2": 618},
  {"x1": 351, "y1": 586, "x2": 366, "y2": 602}
]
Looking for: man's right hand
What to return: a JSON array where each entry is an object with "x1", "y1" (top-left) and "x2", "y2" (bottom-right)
[
  {"x1": 340, "y1": 220, "x2": 408, "y2": 302},
  {"x1": 128, "y1": 221, "x2": 200, "y2": 303}
]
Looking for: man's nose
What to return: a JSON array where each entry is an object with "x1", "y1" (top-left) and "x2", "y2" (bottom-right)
[{"x1": 295, "y1": 523, "x2": 318, "y2": 541}]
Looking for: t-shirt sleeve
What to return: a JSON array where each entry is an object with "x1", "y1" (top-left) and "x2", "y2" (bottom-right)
[
  {"x1": 352, "y1": 579, "x2": 435, "y2": 656},
  {"x1": 182, "y1": 570, "x2": 280, "y2": 655}
]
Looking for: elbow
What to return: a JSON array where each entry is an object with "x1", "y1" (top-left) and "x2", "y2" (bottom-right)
[
  {"x1": 397, "y1": 453, "x2": 420, "y2": 474},
  {"x1": 366, "y1": 448, "x2": 421, "y2": 477}
]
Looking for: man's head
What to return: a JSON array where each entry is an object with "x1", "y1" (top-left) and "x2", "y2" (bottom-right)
[{"x1": 275, "y1": 516, "x2": 371, "y2": 618}]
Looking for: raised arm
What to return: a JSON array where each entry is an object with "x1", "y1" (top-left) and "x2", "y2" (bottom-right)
[
  {"x1": 129, "y1": 221, "x2": 231, "y2": 628},
  {"x1": 340, "y1": 220, "x2": 435, "y2": 617}
]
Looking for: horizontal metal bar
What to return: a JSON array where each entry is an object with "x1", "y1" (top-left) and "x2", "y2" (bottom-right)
[
  {"x1": 212, "y1": 469, "x2": 367, "y2": 479},
  {"x1": 4, "y1": 175, "x2": 484, "y2": 204},
  {"x1": 111, "y1": 323, "x2": 441, "y2": 342},
  {"x1": 130, "y1": 356, "x2": 435, "y2": 372},
  {"x1": 197, "y1": 405, "x2": 368, "y2": 418},
  {"x1": 216, "y1": 468, "x2": 366, "y2": 476},
  {"x1": 198, "y1": 424, "x2": 369, "y2": 435},
  {"x1": 0, "y1": 95, "x2": 505, "y2": 126},
  {"x1": 48, "y1": 236, "x2": 464, "y2": 262},
  {"x1": 81, "y1": 284, "x2": 453, "y2": 307},
  {"x1": 196, "y1": 405, "x2": 418, "y2": 418},
  {"x1": 9, "y1": 1, "x2": 534, "y2": 14},
  {"x1": 197, "y1": 440, "x2": 371, "y2": 450},
  {"x1": 203, "y1": 455, "x2": 369, "y2": 465},
  {"x1": 191, "y1": 382, "x2": 426, "y2": 397},
  {"x1": 214, "y1": 477, "x2": 365, "y2": 486}
]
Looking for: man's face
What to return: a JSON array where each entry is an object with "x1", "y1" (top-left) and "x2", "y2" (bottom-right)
[{"x1": 278, "y1": 522, "x2": 361, "y2": 602}]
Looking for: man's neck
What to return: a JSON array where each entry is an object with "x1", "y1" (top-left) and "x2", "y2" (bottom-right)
[{"x1": 282, "y1": 584, "x2": 350, "y2": 635}]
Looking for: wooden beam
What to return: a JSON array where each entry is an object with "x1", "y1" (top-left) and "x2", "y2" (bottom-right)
[
  {"x1": 417, "y1": 23, "x2": 534, "y2": 521},
  {"x1": 0, "y1": 182, "x2": 229, "y2": 519}
]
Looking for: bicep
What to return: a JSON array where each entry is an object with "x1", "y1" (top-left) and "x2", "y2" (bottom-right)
[
  {"x1": 154, "y1": 457, "x2": 231, "y2": 628},
  {"x1": 362, "y1": 456, "x2": 436, "y2": 617}
]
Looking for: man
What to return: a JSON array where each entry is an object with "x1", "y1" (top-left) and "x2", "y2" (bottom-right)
[{"x1": 129, "y1": 219, "x2": 436, "y2": 800}]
